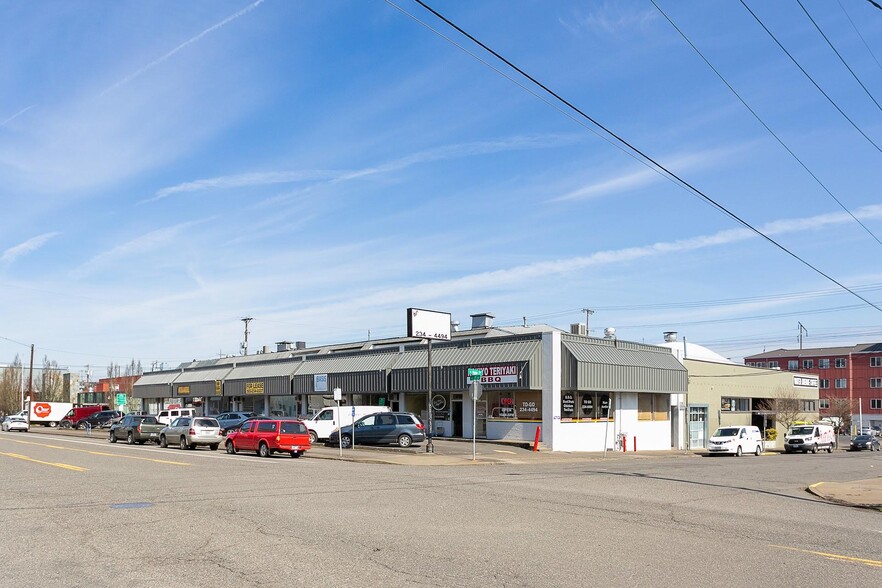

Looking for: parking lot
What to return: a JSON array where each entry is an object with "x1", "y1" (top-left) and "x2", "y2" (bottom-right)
[{"x1": 1, "y1": 427, "x2": 880, "y2": 587}]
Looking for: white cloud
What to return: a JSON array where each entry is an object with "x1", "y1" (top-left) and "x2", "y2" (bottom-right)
[
  {"x1": 561, "y1": 3, "x2": 658, "y2": 36},
  {"x1": 1, "y1": 232, "x2": 60, "y2": 264},
  {"x1": 75, "y1": 220, "x2": 207, "y2": 276}
]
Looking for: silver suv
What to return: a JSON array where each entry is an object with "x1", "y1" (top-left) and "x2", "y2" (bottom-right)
[{"x1": 159, "y1": 417, "x2": 223, "y2": 450}]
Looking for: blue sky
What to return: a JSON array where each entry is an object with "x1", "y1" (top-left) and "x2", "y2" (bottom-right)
[{"x1": 2, "y1": 0, "x2": 882, "y2": 375}]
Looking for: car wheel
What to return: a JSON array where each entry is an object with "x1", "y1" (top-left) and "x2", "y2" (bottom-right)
[
  {"x1": 59, "y1": 421, "x2": 71, "y2": 429},
  {"x1": 180, "y1": 437, "x2": 188, "y2": 451},
  {"x1": 340, "y1": 434, "x2": 352, "y2": 449},
  {"x1": 291, "y1": 451, "x2": 301, "y2": 458},
  {"x1": 734, "y1": 446, "x2": 742, "y2": 457},
  {"x1": 398, "y1": 434, "x2": 413, "y2": 448},
  {"x1": 309, "y1": 430, "x2": 318, "y2": 444},
  {"x1": 811, "y1": 444, "x2": 818, "y2": 454},
  {"x1": 127, "y1": 432, "x2": 135, "y2": 445},
  {"x1": 827, "y1": 446, "x2": 833, "y2": 453},
  {"x1": 209, "y1": 444, "x2": 218, "y2": 451},
  {"x1": 226, "y1": 441, "x2": 236, "y2": 454},
  {"x1": 258, "y1": 442, "x2": 270, "y2": 458},
  {"x1": 77, "y1": 422, "x2": 87, "y2": 430},
  {"x1": 160, "y1": 435, "x2": 167, "y2": 448},
  {"x1": 109, "y1": 431, "x2": 117, "y2": 443},
  {"x1": 754, "y1": 445, "x2": 761, "y2": 456}
]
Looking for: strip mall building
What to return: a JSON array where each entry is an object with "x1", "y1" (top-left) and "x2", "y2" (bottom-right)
[{"x1": 134, "y1": 313, "x2": 691, "y2": 452}]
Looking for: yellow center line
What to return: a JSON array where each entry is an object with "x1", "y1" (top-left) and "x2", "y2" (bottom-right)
[
  {"x1": 0, "y1": 438, "x2": 190, "y2": 467},
  {"x1": 772, "y1": 545, "x2": 882, "y2": 569},
  {"x1": 0, "y1": 452, "x2": 87, "y2": 472}
]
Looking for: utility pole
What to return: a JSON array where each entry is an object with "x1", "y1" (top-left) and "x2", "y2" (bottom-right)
[
  {"x1": 27, "y1": 344, "x2": 34, "y2": 402},
  {"x1": 798, "y1": 322, "x2": 808, "y2": 349},
  {"x1": 241, "y1": 317, "x2": 253, "y2": 356},
  {"x1": 582, "y1": 308, "x2": 595, "y2": 335}
]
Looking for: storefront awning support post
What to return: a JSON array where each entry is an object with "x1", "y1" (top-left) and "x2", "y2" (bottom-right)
[{"x1": 426, "y1": 339, "x2": 434, "y2": 453}]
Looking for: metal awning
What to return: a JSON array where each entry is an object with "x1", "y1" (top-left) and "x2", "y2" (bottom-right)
[
  {"x1": 562, "y1": 339, "x2": 687, "y2": 393},
  {"x1": 132, "y1": 371, "x2": 180, "y2": 398}
]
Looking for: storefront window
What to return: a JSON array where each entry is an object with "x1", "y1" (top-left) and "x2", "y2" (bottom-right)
[
  {"x1": 562, "y1": 392, "x2": 613, "y2": 421},
  {"x1": 487, "y1": 390, "x2": 542, "y2": 420}
]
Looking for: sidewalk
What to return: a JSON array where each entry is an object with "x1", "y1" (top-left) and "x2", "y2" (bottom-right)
[{"x1": 807, "y1": 478, "x2": 882, "y2": 510}]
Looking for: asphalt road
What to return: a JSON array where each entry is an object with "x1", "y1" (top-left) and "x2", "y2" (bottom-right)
[{"x1": 1, "y1": 429, "x2": 880, "y2": 587}]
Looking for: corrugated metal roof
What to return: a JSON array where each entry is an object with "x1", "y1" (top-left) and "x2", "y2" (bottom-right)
[
  {"x1": 133, "y1": 371, "x2": 181, "y2": 386},
  {"x1": 294, "y1": 352, "x2": 400, "y2": 375},
  {"x1": 744, "y1": 343, "x2": 880, "y2": 359},
  {"x1": 224, "y1": 361, "x2": 303, "y2": 381},
  {"x1": 174, "y1": 366, "x2": 234, "y2": 383},
  {"x1": 393, "y1": 339, "x2": 541, "y2": 369},
  {"x1": 564, "y1": 341, "x2": 684, "y2": 371}
]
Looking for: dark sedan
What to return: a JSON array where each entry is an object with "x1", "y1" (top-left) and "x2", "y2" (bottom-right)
[
  {"x1": 328, "y1": 412, "x2": 425, "y2": 448},
  {"x1": 76, "y1": 410, "x2": 123, "y2": 430},
  {"x1": 849, "y1": 435, "x2": 880, "y2": 451}
]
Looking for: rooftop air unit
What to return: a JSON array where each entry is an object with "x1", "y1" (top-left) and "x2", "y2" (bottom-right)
[
  {"x1": 570, "y1": 323, "x2": 587, "y2": 336},
  {"x1": 604, "y1": 327, "x2": 616, "y2": 339},
  {"x1": 470, "y1": 313, "x2": 495, "y2": 329},
  {"x1": 276, "y1": 341, "x2": 294, "y2": 352},
  {"x1": 295, "y1": 341, "x2": 307, "y2": 350},
  {"x1": 663, "y1": 331, "x2": 678, "y2": 343}
]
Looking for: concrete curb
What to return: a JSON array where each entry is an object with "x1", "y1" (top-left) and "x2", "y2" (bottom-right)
[{"x1": 806, "y1": 480, "x2": 882, "y2": 511}]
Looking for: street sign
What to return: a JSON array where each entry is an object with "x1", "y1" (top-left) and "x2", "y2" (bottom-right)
[
  {"x1": 470, "y1": 381, "x2": 483, "y2": 401},
  {"x1": 115, "y1": 393, "x2": 126, "y2": 406},
  {"x1": 333, "y1": 387, "x2": 342, "y2": 401},
  {"x1": 468, "y1": 368, "x2": 482, "y2": 382}
]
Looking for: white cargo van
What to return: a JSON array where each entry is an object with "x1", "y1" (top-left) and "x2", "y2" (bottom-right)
[
  {"x1": 156, "y1": 408, "x2": 197, "y2": 426},
  {"x1": 304, "y1": 405, "x2": 391, "y2": 443},
  {"x1": 707, "y1": 425, "x2": 764, "y2": 456},
  {"x1": 784, "y1": 423, "x2": 836, "y2": 454}
]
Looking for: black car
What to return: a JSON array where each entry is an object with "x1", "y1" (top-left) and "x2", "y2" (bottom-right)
[
  {"x1": 328, "y1": 412, "x2": 425, "y2": 448},
  {"x1": 76, "y1": 410, "x2": 122, "y2": 430},
  {"x1": 849, "y1": 435, "x2": 880, "y2": 451}
]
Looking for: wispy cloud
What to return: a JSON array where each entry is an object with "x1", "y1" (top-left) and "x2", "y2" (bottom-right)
[
  {"x1": 1, "y1": 232, "x2": 60, "y2": 264},
  {"x1": 102, "y1": 0, "x2": 265, "y2": 96},
  {"x1": 76, "y1": 220, "x2": 207, "y2": 276},
  {"x1": 560, "y1": 3, "x2": 658, "y2": 36},
  {"x1": 552, "y1": 146, "x2": 741, "y2": 202},
  {"x1": 152, "y1": 133, "x2": 581, "y2": 204},
  {"x1": 0, "y1": 105, "x2": 35, "y2": 129}
]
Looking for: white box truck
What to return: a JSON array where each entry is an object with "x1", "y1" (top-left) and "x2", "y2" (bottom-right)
[
  {"x1": 27, "y1": 401, "x2": 74, "y2": 427},
  {"x1": 304, "y1": 405, "x2": 391, "y2": 443}
]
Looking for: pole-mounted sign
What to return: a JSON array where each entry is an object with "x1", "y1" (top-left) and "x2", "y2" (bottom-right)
[{"x1": 407, "y1": 308, "x2": 451, "y2": 454}]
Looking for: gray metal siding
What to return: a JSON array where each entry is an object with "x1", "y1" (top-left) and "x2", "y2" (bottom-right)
[
  {"x1": 292, "y1": 371, "x2": 387, "y2": 395},
  {"x1": 391, "y1": 362, "x2": 536, "y2": 393},
  {"x1": 562, "y1": 341, "x2": 687, "y2": 393},
  {"x1": 132, "y1": 384, "x2": 171, "y2": 399},
  {"x1": 224, "y1": 376, "x2": 291, "y2": 397}
]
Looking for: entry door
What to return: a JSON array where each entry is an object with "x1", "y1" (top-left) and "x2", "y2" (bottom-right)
[
  {"x1": 452, "y1": 396, "x2": 463, "y2": 437},
  {"x1": 475, "y1": 401, "x2": 487, "y2": 438},
  {"x1": 688, "y1": 406, "x2": 708, "y2": 449}
]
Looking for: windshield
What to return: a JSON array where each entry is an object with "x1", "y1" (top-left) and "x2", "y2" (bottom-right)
[
  {"x1": 789, "y1": 426, "x2": 814, "y2": 436},
  {"x1": 854, "y1": 435, "x2": 873, "y2": 441},
  {"x1": 712, "y1": 428, "x2": 739, "y2": 438}
]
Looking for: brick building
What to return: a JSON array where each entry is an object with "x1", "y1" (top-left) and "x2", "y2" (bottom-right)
[{"x1": 744, "y1": 343, "x2": 882, "y2": 430}]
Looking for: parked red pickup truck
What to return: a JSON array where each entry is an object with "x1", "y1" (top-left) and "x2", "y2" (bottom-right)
[{"x1": 224, "y1": 419, "x2": 310, "y2": 458}]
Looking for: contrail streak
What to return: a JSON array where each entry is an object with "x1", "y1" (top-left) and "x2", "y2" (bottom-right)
[{"x1": 101, "y1": 0, "x2": 264, "y2": 96}]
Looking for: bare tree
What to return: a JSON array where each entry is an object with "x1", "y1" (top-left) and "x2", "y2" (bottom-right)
[
  {"x1": 0, "y1": 356, "x2": 23, "y2": 415},
  {"x1": 825, "y1": 397, "x2": 856, "y2": 433},
  {"x1": 758, "y1": 387, "x2": 804, "y2": 433},
  {"x1": 40, "y1": 355, "x2": 65, "y2": 402}
]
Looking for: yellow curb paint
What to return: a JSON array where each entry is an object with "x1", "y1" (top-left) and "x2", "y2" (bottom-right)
[
  {"x1": 493, "y1": 450, "x2": 517, "y2": 454},
  {"x1": 0, "y1": 438, "x2": 190, "y2": 467},
  {"x1": 0, "y1": 452, "x2": 87, "y2": 472},
  {"x1": 772, "y1": 545, "x2": 882, "y2": 569}
]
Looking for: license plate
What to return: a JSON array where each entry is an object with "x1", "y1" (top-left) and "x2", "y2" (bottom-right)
[{"x1": 149, "y1": 433, "x2": 157, "y2": 438}]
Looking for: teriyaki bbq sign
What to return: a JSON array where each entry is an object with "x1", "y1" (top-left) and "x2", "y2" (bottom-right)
[{"x1": 469, "y1": 365, "x2": 520, "y2": 385}]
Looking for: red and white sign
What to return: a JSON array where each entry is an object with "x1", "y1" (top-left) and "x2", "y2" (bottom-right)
[
  {"x1": 33, "y1": 403, "x2": 52, "y2": 418},
  {"x1": 468, "y1": 365, "x2": 519, "y2": 384}
]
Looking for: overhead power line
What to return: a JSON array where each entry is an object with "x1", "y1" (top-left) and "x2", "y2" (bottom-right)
[
  {"x1": 739, "y1": 0, "x2": 882, "y2": 155},
  {"x1": 393, "y1": 0, "x2": 882, "y2": 314},
  {"x1": 796, "y1": 0, "x2": 882, "y2": 114},
  {"x1": 650, "y1": 0, "x2": 882, "y2": 247},
  {"x1": 837, "y1": 0, "x2": 882, "y2": 75}
]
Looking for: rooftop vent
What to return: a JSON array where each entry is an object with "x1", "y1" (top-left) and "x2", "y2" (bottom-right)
[
  {"x1": 276, "y1": 341, "x2": 293, "y2": 352},
  {"x1": 295, "y1": 341, "x2": 307, "y2": 350},
  {"x1": 451, "y1": 321, "x2": 460, "y2": 332},
  {"x1": 604, "y1": 327, "x2": 616, "y2": 339},
  {"x1": 663, "y1": 331, "x2": 678, "y2": 343},
  {"x1": 570, "y1": 323, "x2": 587, "y2": 336},
  {"x1": 470, "y1": 312, "x2": 495, "y2": 329}
]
